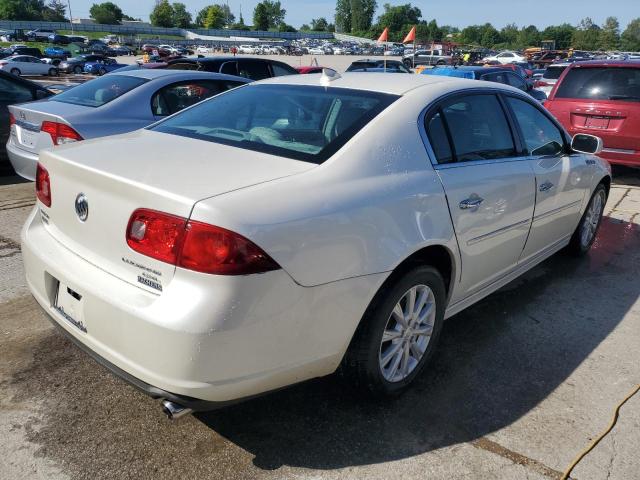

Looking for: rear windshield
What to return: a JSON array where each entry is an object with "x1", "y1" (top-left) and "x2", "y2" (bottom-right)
[
  {"x1": 50, "y1": 75, "x2": 147, "y2": 107},
  {"x1": 542, "y1": 66, "x2": 567, "y2": 80},
  {"x1": 150, "y1": 84, "x2": 398, "y2": 163},
  {"x1": 555, "y1": 67, "x2": 640, "y2": 101}
]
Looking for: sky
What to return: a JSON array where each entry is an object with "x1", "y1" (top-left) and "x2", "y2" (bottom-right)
[{"x1": 68, "y1": 0, "x2": 638, "y2": 30}]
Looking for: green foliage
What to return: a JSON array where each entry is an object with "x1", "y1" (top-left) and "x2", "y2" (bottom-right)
[
  {"x1": 253, "y1": 0, "x2": 286, "y2": 30},
  {"x1": 621, "y1": 18, "x2": 640, "y2": 51},
  {"x1": 599, "y1": 16, "x2": 620, "y2": 50},
  {"x1": 43, "y1": 0, "x2": 67, "y2": 21},
  {"x1": 253, "y1": 2, "x2": 269, "y2": 31},
  {"x1": 572, "y1": 17, "x2": 601, "y2": 50},
  {"x1": 195, "y1": 4, "x2": 234, "y2": 28},
  {"x1": 351, "y1": 0, "x2": 376, "y2": 32},
  {"x1": 278, "y1": 23, "x2": 297, "y2": 32},
  {"x1": 0, "y1": 0, "x2": 44, "y2": 20},
  {"x1": 310, "y1": 17, "x2": 329, "y2": 31},
  {"x1": 541, "y1": 23, "x2": 574, "y2": 49},
  {"x1": 204, "y1": 5, "x2": 225, "y2": 29},
  {"x1": 90, "y1": 2, "x2": 124, "y2": 24},
  {"x1": 172, "y1": 2, "x2": 192, "y2": 28},
  {"x1": 149, "y1": 0, "x2": 174, "y2": 27},
  {"x1": 335, "y1": 0, "x2": 351, "y2": 33},
  {"x1": 377, "y1": 3, "x2": 420, "y2": 33}
]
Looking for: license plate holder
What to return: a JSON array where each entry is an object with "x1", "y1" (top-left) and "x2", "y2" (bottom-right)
[
  {"x1": 19, "y1": 128, "x2": 37, "y2": 148},
  {"x1": 54, "y1": 282, "x2": 87, "y2": 332}
]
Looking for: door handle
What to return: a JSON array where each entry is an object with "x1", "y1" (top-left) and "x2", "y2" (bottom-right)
[
  {"x1": 459, "y1": 196, "x2": 484, "y2": 210},
  {"x1": 539, "y1": 181, "x2": 555, "y2": 192}
]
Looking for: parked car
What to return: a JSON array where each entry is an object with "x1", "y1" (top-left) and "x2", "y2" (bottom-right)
[
  {"x1": 57, "y1": 54, "x2": 106, "y2": 74},
  {"x1": 7, "y1": 70, "x2": 250, "y2": 181},
  {"x1": 237, "y1": 45, "x2": 257, "y2": 54},
  {"x1": 84, "y1": 58, "x2": 128, "y2": 75},
  {"x1": 534, "y1": 63, "x2": 571, "y2": 95},
  {"x1": 21, "y1": 73, "x2": 610, "y2": 418},
  {"x1": 403, "y1": 49, "x2": 453, "y2": 68},
  {"x1": 44, "y1": 46, "x2": 70, "y2": 59},
  {"x1": 307, "y1": 47, "x2": 325, "y2": 55},
  {"x1": 530, "y1": 50, "x2": 570, "y2": 69},
  {"x1": 422, "y1": 66, "x2": 547, "y2": 102},
  {"x1": 0, "y1": 46, "x2": 42, "y2": 59},
  {"x1": 48, "y1": 34, "x2": 71, "y2": 45},
  {"x1": 482, "y1": 51, "x2": 527, "y2": 64},
  {"x1": 26, "y1": 29, "x2": 55, "y2": 40},
  {"x1": 296, "y1": 66, "x2": 328, "y2": 74},
  {"x1": 347, "y1": 59, "x2": 411, "y2": 73},
  {"x1": 545, "y1": 60, "x2": 640, "y2": 168},
  {"x1": 0, "y1": 70, "x2": 53, "y2": 175},
  {"x1": 196, "y1": 46, "x2": 210, "y2": 54},
  {"x1": 0, "y1": 55, "x2": 58, "y2": 76},
  {"x1": 166, "y1": 57, "x2": 299, "y2": 80},
  {"x1": 106, "y1": 46, "x2": 134, "y2": 56}
]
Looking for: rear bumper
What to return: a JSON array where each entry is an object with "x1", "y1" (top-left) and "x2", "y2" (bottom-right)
[
  {"x1": 598, "y1": 149, "x2": 640, "y2": 168},
  {"x1": 6, "y1": 139, "x2": 37, "y2": 181},
  {"x1": 22, "y1": 207, "x2": 384, "y2": 403}
]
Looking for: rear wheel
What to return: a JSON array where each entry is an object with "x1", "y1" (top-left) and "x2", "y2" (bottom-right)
[
  {"x1": 342, "y1": 266, "x2": 446, "y2": 395},
  {"x1": 98, "y1": 67, "x2": 106, "y2": 75},
  {"x1": 73, "y1": 65, "x2": 83, "y2": 74},
  {"x1": 48, "y1": 68, "x2": 57, "y2": 76},
  {"x1": 10, "y1": 68, "x2": 20, "y2": 76},
  {"x1": 567, "y1": 183, "x2": 607, "y2": 256}
]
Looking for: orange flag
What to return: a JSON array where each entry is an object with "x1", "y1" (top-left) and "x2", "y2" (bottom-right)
[
  {"x1": 377, "y1": 27, "x2": 389, "y2": 43},
  {"x1": 403, "y1": 26, "x2": 416, "y2": 44}
]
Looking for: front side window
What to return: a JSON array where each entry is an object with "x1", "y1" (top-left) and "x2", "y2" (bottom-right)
[
  {"x1": 506, "y1": 73, "x2": 527, "y2": 91},
  {"x1": 0, "y1": 78, "x2": 32, "y2": 103},
  {"x1": 238, "y1": 60, "x2": 271, "y2": 80},
  {"x1": 427, "y1": 94, "x2": 516, "y2": 163},
  {"x1": 506, "y1": 97, "x2": 564, "y2": 156},
  {"x1": 151, "y1": 80, "x2": 244, "y2": 116},
  {"x1": 51, "y1": 74, "x2": 147, "y2": 107},
  {"x1": 151, "y1": 84, "x2": 398, "y2": 163},
  {"x1": 271, "y1": 62, "x2": 297, "y2": 76},
  {"x1": 555, "y1": 67, "x2": 640, "y2": 101}
]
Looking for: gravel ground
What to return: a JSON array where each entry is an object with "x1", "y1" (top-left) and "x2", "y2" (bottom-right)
[{"x1": 0, "y1": 162, "x2": 639, "y2": 479}]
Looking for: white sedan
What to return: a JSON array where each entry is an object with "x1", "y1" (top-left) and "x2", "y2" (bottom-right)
[
  {"x1": 0, "y1": 55, "x2": 58, "y2": 76},
  {"x1": 483, "y1": 50, "x2": 527, "y2": 64},
  {"x1": 23, "y1": 73, "x2": 610, "y2": 419}
]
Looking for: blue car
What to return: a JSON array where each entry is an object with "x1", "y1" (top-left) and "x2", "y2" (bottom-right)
[
  {"x1": 422, "y1": 66, "x2": 547, "y2": 102},
  {"x1": 84, "y1": 58, "x2": 128, "y2": 75},
  {"x1": 44, "y1": 46, "x2": 70, "y2": 59}
]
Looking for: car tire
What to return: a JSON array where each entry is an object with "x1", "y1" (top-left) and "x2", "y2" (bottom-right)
[
  {"x1": 73, "y1": 65, "x2": 83, "y2": 74},
  {"x1": 403, "y1": 58, "x2": 413, "y2": 68},
  {"x1": 566, "y1": 183, "x2": 607, "y2": 256},
  {"x1": 48, "y1": 68, "x2": 57, "y2": 76},
  {"x1": 98, "y1": 67, "x2": 106, "y2": 76},
  {"x1": 341, "y1": 266, "x2": 446, "y2": 396},
  {"x1": 10, "y1": 68, "x2": 20, "y2": 76}
]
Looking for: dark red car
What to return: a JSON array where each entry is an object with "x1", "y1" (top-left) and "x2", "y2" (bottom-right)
[
  {"x1": 296, "y1": 66, "x2": 326, "y2": 74},
  {"x1": 546, "y1": 60, "x2": 640, "y2": 168}
]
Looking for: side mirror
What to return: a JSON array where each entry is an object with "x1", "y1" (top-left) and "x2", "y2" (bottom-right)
[{"x1": 571, "y1": 134, "x2": 603, "y2": 155}]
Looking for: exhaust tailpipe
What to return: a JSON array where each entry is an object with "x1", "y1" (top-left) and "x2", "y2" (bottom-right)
[{"x1": 161, "y1": 400, "x2": 193, "y2": 420}]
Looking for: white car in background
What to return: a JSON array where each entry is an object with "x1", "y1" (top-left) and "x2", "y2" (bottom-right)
[
  {"x1": 196, "y1": 46, "x2": 210, "y2": 54},
  {"x1": 333, "y1": 47, "x2": 344, "y2": 55},
  {"x1": 535, "y1": 63, "x2": 571, "y2": 95},
  {"x1": 22, "y1": 73, "x2": 610, "y2": 419},
  {"x1": 0, "y1": 55, "x2": 58, "y2": 76},
  {"x1": 308, "y1": 47, "x2": 324, "y2": 55},
  {"x1": 483, "y1": 51, "x2": 527, "y2": 64},
  {"x1": 238, "y1": 45, "x2": 257, "y2": 54}
]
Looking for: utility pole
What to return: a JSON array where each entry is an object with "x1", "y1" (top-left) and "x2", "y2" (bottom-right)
[{"x1": 67, "y1": 0, "x2": 74, "y2": 33}]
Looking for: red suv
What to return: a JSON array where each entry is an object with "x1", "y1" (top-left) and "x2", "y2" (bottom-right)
[{"x1": 545, "y1": 61, "x2": 640, "y2": 167}]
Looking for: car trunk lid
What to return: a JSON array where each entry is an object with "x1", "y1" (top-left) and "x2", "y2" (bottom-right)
[{"x1": 37, "y1": 129, "x2": 314, "y2": 294}]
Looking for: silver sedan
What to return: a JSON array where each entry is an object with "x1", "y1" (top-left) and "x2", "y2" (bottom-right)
[{"x1": 7, "y1": 69, "x2": 250, "y2": 180}]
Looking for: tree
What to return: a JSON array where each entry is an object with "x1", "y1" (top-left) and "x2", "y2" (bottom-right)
[
  {"x1": 500, "y1": 23, "x2": 519, "y2": 47},
  {"x1": 599, "y1": 16, "x2": 620, "y2": 50},
  {"x1": 572, "y1": 17, "x2": 601, "y2": 50},
  {"x1": 42, "y1": 0, "x2": 67, "y2": 21},
  {"x1": 172, "y1": 2, "x2": 191, "y2": 28},
  {"x1": 0, "y1": 0, "x2": 45, "y2": 20},
  {"x1": 253, "y1": 0, "x2": 285, "y2": 30},
  {"x1": 541, "y1": 23, "x2": 575, "y2": 50},
  {"x1": 196, "y1": 3, "x2": 234, "y2": 28},
  {"x1": 516, "y1": 25, "x2": 540, "y2": 49},
  {"x1": 335, "y1": 0, "x2": 351, "y2": 33},
  {"x1": 253, "y1": 2, "x2": 269, "y2": 30},
  {"x1": 278, "y1": 23, "x2": 296, "y2": 32},
  {"x1": 621, "y1": 18, "x2": 640, "y2": 51},
  {"x1": 204, "y1": 5, "x2": 225, "y2": 29},
  {"x1": 377, "y1": 3, "x2": 421, "y2": 34},
  {"x1": 89, "y1": 2, "x2": 124, "y2": 24},
  {"x1": 351, "y1": 0, "x2": 377, "y2": 32},
  {"x1": 480, "y1": 23, "x2": 501, "y2": 48},
  {"x1": 311, "y1": 17, "x2": 329, "y2": 31}
]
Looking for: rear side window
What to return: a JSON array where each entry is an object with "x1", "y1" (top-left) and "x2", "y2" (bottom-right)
[
  {"x1": 555, "y1": 67, "x2": 640, "y2": 101},
  {"x1": 543, "y1": 66, "x2": 567, "y2": 80},
  {"x1": 0, "y1": 77, "x2": 33, "y2": 103},
  {"x1": 506, "y1": 73, "x2": 527, "y2": 91},
  {"x1": 506, "y1": 97, "x2": 564, "y2": 156},
  {"x1": 151, "y1": 84, "x2": 398, "y2": 164},
  {"x1": 151, "y1": 80, "x2": 244, "y2": 116},
  {"x1": 238, "y1": 60, "x2": 270, "y2": 80},
  {"x1": 426, "y1": 111, "x2": 453, "y2": 163},
  {"x1": 271, "y1": 62, "x2": 297, "y2": 76},
  {"x1": 51, "y1": 75, "x2": 147, "y2": 107},
  {"x1": 427, "y1": 94, "x2": 516, "y2": 163}
]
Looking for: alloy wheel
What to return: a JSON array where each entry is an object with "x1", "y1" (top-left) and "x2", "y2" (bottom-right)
[
  {"x1": 580, "y1": 189, "x2": 605, "y2": 248},
  {"x1": 379, "y1": 284, "x2": 436, "y2": 383}
]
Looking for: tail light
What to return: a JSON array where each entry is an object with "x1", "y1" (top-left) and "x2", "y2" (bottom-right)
[
  {"x1": 9, "y1": 113, "x2": 15, "y2": 127},
  {"x1": 35, "y1": 163, "x2": 52, "y2": 207},
  {"x1": 534, "y1": 80, "x2": 550, "y2": 88},
  {"x1": 40, "y1": 121, "x2": 83, "y2": 145},
  {"x1": 126, "y1": 209, "x2": 280, "y2": 276}
]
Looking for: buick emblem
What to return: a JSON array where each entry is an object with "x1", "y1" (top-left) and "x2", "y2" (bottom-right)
[
  {"x1": 19, "y1": 111, "x2": 25, "y2": 120},
  {"x1": 75, "y1": 193, "x2": 89, "y2": 222}
]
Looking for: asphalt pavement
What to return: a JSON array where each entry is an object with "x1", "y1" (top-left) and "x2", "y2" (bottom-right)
[{"x1": 0, "y1": 169, "x2": 639, "y2": 480}]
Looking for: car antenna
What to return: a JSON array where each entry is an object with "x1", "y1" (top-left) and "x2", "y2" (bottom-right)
[{"x1": 320, "y1": 68, "x2": 340, "y2": 86}]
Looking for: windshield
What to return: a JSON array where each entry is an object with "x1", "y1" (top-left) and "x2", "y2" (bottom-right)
[
  {"x1": 51, "y1": 75, "x2": 147, "y2": 107},
  {"x1": 543, "y1": 66, "x2": 568, "y2": 80},
  {"x1": 151, "y1": 84, "x2": 398, "y2": 163},
  {"x1": 555, "y1": 67, "x2": 640, "y2": 101}
]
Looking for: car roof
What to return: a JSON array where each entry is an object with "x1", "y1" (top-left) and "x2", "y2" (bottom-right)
[
  {"x1": 107, "y1": 68, "x2": 251, "y2": 82},
  {"x1": 564, "y1": 59, "x2": 640, "y2": 68},
  {"x1": 250, "y1": 71, "x2": 486, "y2": 95}
]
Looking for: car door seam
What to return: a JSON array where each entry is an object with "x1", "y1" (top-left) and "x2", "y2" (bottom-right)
[{"x1": 467, "y1": 219, "x2": 531, "y2": 246}]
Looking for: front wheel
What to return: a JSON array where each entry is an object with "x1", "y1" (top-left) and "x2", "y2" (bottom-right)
[
  {"x1": 98, "y1": 67, "x2": 106, "y2": 76},
  {"x1": 48, "y1": 68, "x2": 58, "y2": 76},
  {"x1": 566, "y1": 183, "x2": 607, "y2": 256},
  {"x1": 342, "y1": 266, "x2": 446, "y2": 395},
  {"x1": 73, "y1": 65, "x2": 82, "y2": 74}
]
